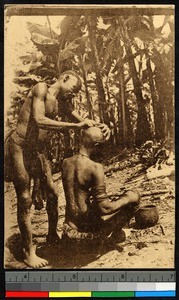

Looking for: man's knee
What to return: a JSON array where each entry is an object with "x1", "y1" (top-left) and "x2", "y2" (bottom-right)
[
  {"x1": 46, "y1": 186, "x2": 58, "y2": 204},
  {"x1": 133, "y1": 190, "x2": 140, "y2": 202},
  {"x1": 17, "y1": 191, "x2": 32, "y2": 211},
  {"x1": 125, "y1": 190, "x2": 140, "y2": 204}
]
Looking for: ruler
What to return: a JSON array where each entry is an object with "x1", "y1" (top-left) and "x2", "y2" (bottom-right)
[
  {"x1": 6, "y1": 270, "x2": 176, "y2": 283},
  {"x1": 6, "y1": 270, "x2": 176, "y2": 293}
]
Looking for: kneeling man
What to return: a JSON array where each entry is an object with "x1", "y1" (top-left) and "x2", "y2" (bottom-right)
[{"x1": 62, "y1": 126, "x2": 140, "y2": 244}]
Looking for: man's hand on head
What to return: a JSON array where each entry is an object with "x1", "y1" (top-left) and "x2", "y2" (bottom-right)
[
  {"x1": 97, "y1": 123, "x2": 111, "y2": 141},
  {"x1": 84, "y1": 118, "x2": 97, "y2": 127},
  {"x1": 78, "y1": 119, "x2": 96, "y2": 129}
]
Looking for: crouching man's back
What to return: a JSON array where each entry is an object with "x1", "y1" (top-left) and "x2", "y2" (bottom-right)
[{"x1": 62, "y1": 126, "x2": 140, "y2": 242}]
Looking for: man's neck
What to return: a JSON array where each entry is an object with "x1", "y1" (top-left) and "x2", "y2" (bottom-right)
[
  {"x1": 49, "y1": 82, "x2": 61, "y2": 97},
  {"x1": 79, "y1": 146, "x2": 92, "y2": 159}
]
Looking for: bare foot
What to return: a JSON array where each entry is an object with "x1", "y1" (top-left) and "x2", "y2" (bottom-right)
[
  {"x1": 24, "y1": 246, "x2": 48, "y2": 268},
  {"x1": 46, "y1": 232, "x2": 61, "y2": 245}
]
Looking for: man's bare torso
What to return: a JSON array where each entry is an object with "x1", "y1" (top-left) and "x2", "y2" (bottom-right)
[
  {"x1": 16, "y1": 83, "x2": 58, "y2": 142},
  {"x1": 62, "y1": 155, "x2": 99, "y2": 230}
]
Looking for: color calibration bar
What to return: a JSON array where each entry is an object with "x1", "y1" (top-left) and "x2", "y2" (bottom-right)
[
  {"x1": 6, "y1": 290, "x2": 176, "y2": 298},
  {"x1": 6, "y1": 271, "x2": 176, "y2": 297}
]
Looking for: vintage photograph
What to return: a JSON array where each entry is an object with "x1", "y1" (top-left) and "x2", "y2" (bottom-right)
[{"x1": 4, "y1": 5, "x2": 175, "y2": 269}]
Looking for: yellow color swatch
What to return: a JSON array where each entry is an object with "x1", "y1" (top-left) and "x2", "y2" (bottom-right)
[{"x1": 49, "y1": 291, "x2": 91, "y2": 298}]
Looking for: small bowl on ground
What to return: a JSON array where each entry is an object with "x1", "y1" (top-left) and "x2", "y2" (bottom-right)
[{"x1": 135, "y1": 204, "x2": 159, "y2": 229}]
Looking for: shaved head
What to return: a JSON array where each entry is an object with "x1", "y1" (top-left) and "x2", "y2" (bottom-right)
[{"x1": 81, "y1": 127, "x2": 106, "y2": 147}]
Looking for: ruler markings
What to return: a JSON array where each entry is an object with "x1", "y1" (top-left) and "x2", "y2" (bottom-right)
[{"x1": 5, "y1": 270, "x2": 176, "y2": 285}]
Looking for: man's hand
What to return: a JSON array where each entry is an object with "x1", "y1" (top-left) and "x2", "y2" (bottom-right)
[
  {"x1": 125, "y1": 190, "x2": 140, "y2": 206},
  {"x1": 78, "y1": 119, "x2": 96, "y2": 128},
  {"x1": 84, "y1": 118, "x2": 97, "y2": 127},
  {"x1": 97, "y1": 123, "x2": 111, "y2": 140}
]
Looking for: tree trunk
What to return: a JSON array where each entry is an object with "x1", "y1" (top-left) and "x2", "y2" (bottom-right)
[
  {"x1": 153, "y1": 50, "x2": 174, "y2": 141},
  {"x1": 105, "y1": 79, "x2": 118, "y2": 146},
  {"x1": 146, "y1": 57, "x2": 165, "y2": 140},
  {"x1": 78, "y1": 54, "x2": 93, "y2": 119},
  {"x1": 119, "y1": 71, "x2": 127, "y2": 147},
  {"x1": 87, "y1": 16, "x2": 110, "y2": 126},
  {"x1": 46, "y1": 16, "x2": 59, "y2": 76},
  {"x1": 119, "y1": 17, "x2": 151, "y2": 147},
  {"x1": 125, "y1": 101, "x2": 134, "y2": 147}
]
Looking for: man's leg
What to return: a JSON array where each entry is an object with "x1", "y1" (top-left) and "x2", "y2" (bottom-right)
[
  {"x1": 99, "y1": 192, "x2": 140, "y2": 240},
  {"x1": 42, "y1": 156, "x2": 60, "y2": 244},
  {"x1": 11, "y1": 142, "x2": 48, "y2": 267},
  {"x1": 32, "y1": 178, "x2": 44, "y2": 210}
]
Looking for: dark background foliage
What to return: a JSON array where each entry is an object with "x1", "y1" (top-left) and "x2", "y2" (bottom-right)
[{"x1": 5, "y1": 13, "x2": 174, "y2": 172}]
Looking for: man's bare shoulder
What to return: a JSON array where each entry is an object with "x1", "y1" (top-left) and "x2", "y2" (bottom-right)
[
  {"x1": 62, "y1": 156, "x2": 78, "y2": 170},
  {"x1": 62, "y1": 156, "x2": 74, "y2": 167},
  {"x1": 62, "y1": 156, "x2": 103, "y2": 171},
  {"x1": 91, "y1": 161, "x2": 104, "y2": 175},
  {"x1": 33, "y1": 82, "x2": 48, "y2": 98}
]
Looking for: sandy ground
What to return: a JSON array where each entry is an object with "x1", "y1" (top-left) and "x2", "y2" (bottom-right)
[{"x1": 4, "y1": 163, "x2": 175, "y2": 269}]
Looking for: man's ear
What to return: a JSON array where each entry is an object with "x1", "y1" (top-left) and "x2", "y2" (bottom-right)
[{"x1": 63, "y1": 74, "x2": 70, "y2": 82}]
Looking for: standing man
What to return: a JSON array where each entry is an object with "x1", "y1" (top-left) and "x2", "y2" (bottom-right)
[{"x1": 6, "y1": 70, "x2": 110, "y2": 268}]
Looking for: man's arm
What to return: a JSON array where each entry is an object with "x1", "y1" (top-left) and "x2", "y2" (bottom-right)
[
  {"x1": 32, "y1": 83, "x2": 90, "y2": 131},
  {"x1": 64, "y1": 98, "x2": 110, "y2": 140},
  {"x1": 91, "y1": 164, "x2": 140, "y2": 215},
  {"x1": 71, "y1": 110, "x2": 98, "y2": 127},
  {"x1": 71, "y1": 111, "x2": 111, "y2": 139},
  {"x1": 71, "y1": 110, "x2": 84, "y2": 122}
]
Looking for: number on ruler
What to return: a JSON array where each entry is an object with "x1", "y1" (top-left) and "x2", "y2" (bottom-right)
[{"x1": 170, "y1": 274, "x2": 173, "y2": 279}]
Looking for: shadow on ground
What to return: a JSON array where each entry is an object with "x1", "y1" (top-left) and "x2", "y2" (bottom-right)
[
  {"x1": 5, "y1": 234, "x2": 25, "y2": 264},
  {"x1": 5, "y1": 233, "x2": 116, "y2": 269},
  {"x1": 37, "y1": 238, "x2": 116, "y2": 268}
]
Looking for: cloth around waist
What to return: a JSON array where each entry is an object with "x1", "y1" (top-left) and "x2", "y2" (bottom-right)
[{"x1": 10, "y1": 131, "x2": 46, "y2": 151}]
